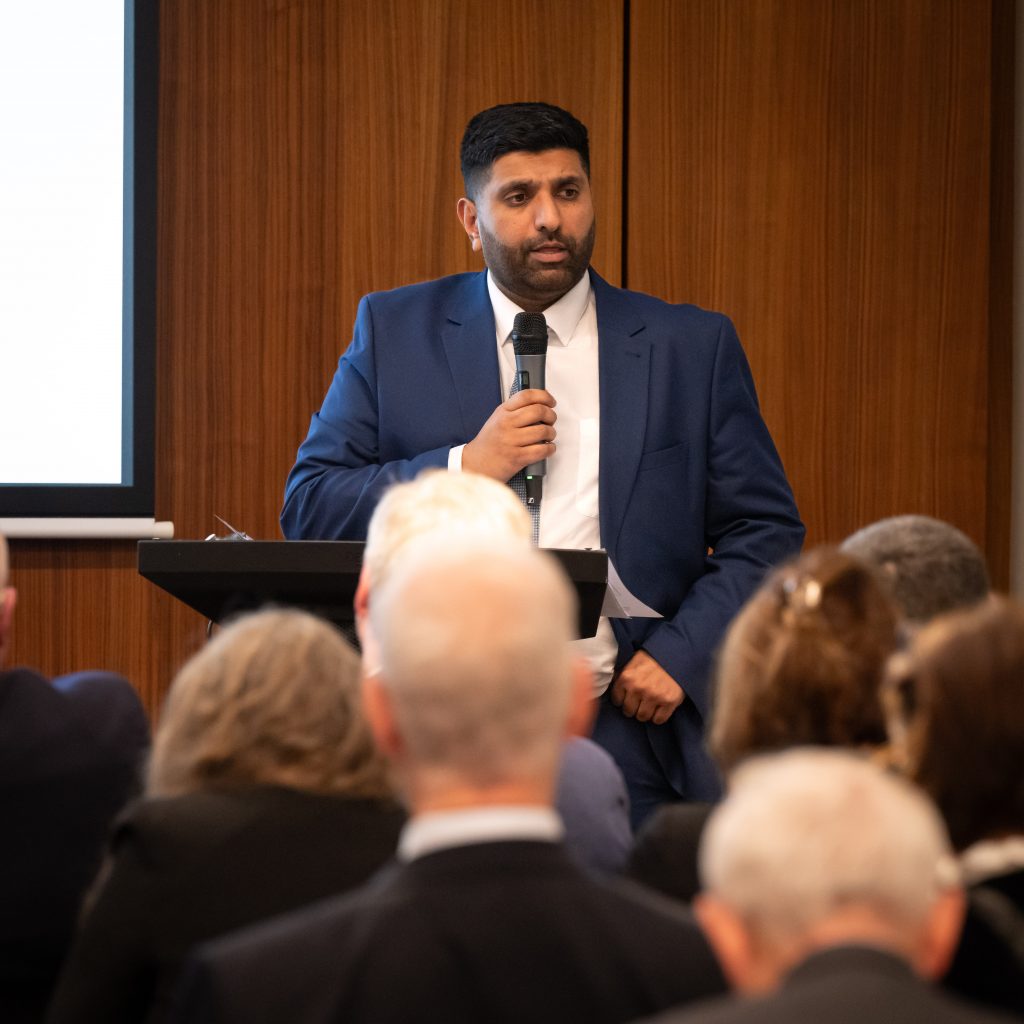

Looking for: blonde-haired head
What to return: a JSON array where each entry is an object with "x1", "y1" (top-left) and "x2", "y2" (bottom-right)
[{"x1": 149, "y1": 608, "x2": 391, "y2": 799}]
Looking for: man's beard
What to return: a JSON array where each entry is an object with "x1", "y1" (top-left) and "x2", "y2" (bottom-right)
[{"x1": 480, "y1": 220, "x2": 596, "y2": 309}]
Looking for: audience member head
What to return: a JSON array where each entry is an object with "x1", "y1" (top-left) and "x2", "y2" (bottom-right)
[
  {"x1": 459, "y1": 101, "x2": 590, "y2": 200},
  {"x1": 840, "y1": 515, "x2": 989, "y2": 625},
  {"x1": 883, "y1": 596, "x2": 1024, "y2": 853},
  {"x1": 696, "y1": 748, "x2": 963, "y2": 994},
  {"x1": 0, "y1": 532, "x2": 16, "y2": 666},
  {"x1": 364, "y1": 541, "x2": 592, "y2": 809},
  {"x1": 360, "y1": 469, "x2": 530, "y2": 593},
  {"x1": 148, "y1": 608, "x2": 390, "y2": 799},
  {"x1": 710, "y1": 547, "x2": 900, "y2": 772},
  {"x1": 356, "y1": 469, "x2": 531, "y2": 666}
]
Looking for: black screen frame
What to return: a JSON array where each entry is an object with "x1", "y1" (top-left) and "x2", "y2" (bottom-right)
[{"x1": 0, "y1": 0, "x2": 158, "y2": 519}]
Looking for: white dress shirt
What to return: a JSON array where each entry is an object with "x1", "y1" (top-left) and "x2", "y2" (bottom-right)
[
  {"x1": 398, "y1": 805, "x2": 564, "y2": 862},
  {"x1": 449, "y1": 271, "x2": 618, "y2": 695}
]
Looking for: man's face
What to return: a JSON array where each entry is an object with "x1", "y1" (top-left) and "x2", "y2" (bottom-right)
[{"x1": 458, "y1": 148, "x2": 596, "y2": 311}]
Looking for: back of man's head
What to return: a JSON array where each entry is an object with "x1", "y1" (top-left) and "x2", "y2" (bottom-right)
[
  {"x1": 367, "y1": 541, "x2": 581, "y2": 795},
  {"x1": 460, "y1": 102, "x2": 590, "y2": 200},
  {"x1": 840, "y1": 515, "x2": 989, "y2": 624},
  {"x1": 696, "y1": 748, "x2": 962, "y2": 993},
  {"x1": 363, "y1": 470, "x2": 531, "y2": 593}
]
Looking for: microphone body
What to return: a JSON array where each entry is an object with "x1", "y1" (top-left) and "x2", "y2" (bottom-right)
[
  {"x1": 511, "y1": 312, "x2": 549, "y2": 484},
  {"x1": 514, "y1": 353, "x2": 546, "y2": 396}
]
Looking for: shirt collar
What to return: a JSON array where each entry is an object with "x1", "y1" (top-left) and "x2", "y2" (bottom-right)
[
  {"x1": 398, "y1": 805, "x2": 563, "y2": 862},
  {"x1": 486, "y1": 270, "x2": 593, "y2": 348},
  {"x1": 959, "y1": 836, "x2": 1024, "y2": 885}
]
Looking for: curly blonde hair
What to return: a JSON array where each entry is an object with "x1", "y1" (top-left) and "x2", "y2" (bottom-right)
[{"x1": 148, "y1": 608, "x2": 392, "y2": 799}]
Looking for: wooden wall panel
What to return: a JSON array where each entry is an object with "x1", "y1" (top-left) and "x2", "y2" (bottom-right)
[
  {"x1": 628, "y1": 0, "x2": 1003, "y2": 566},
  {"x1": 7, "y1": 0, "x2": 624, "y2": 715},
  {"x1": 987, "y1": 0, "x2": 1014, "y2": 590}
]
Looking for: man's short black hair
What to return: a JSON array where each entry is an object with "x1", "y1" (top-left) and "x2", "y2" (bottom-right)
[{"x1": 460, "y1": 102, "x2": 590, "y2": 199}]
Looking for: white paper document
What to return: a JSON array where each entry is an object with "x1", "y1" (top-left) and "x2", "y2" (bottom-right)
[{"x1": 600, "y1": 559, "x2": 663, "y2": 619}]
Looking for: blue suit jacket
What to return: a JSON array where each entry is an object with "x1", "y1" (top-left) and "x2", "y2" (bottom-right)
[{"x1": 281, "y1": 269, "x2": 804, "y2": 800}]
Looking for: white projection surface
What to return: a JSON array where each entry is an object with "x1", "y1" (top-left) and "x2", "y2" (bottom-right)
[{"x1": 0, "y1": 2, "x2": 125, "y2": 485}]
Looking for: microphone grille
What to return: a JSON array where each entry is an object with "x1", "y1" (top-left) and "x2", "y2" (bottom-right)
[{"x1": 511, "y1": 311, "x2": 548, "y2": 355}]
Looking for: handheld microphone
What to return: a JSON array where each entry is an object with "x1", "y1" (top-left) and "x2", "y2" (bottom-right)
[{"x1": 511, "y1": 311, "x2": 549, "y2": 508}]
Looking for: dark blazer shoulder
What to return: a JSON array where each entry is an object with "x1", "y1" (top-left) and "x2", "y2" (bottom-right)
[
  {"x1": 590, "y1": 270, "x2": 733, "y2": 341},
  {"x1": 176, "y1": 843, "x2": 726, "y2": 1024},
  {"x1": 115, "y1": 788, "x2": 404, "y2": 861},
  {"x1": 640, "y1": 947, "x2": 1021, "y2": 1024},
  {"x1": 362, "y1": 271, "x2": 487, "y2": 320}
]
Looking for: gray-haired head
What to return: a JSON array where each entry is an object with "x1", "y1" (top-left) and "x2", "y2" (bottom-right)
[
  {"x1": 699, "y1": 748, "x2": 957, "y2": 949},
  {"x1": 363, "y1": 469, "x2": 531, "y2": 593},
  {"x1": 840, "y1": 515, "x2": 989, "y2": 624},
  {"x1": 356, "y1": 471, "x2": 533, "y2": 674},
  {"x1": 368, "y1": 540, "x2": 580, "y2": 789}
]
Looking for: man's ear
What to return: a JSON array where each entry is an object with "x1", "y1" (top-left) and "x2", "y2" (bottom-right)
[
  {"x1": 361, "y1": 672, "x2": 404, "y2": 761},
  {"x1": 695, "y1": 894, "x2": 762, "y2": 994},
  {"x1": 564, "y1": 655, "x2": 595, "y2": 739},
  {"x1": 0, "y1": 586, "x2": 17, "y2": 662},
  {"x1": 456, "y1": 197, "x2": 481, "y2": 251},
  {"x1": 354, "y1": 565, "x2": 371, "y2": 638},
  {"x1": 913, "y1": 886, "x2": 966, "y2": 980}
]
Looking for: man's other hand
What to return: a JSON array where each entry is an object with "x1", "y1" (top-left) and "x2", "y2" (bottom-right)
[
  {"x1": 463, "y1": 389, "x2": 557, "y2": 482},
  {"x1": 610, "y1": 651, "x2": 685, "y2": 725}
]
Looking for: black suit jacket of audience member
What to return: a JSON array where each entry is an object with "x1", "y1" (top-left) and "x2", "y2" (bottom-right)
[
  {"x1": 638, "y1": 945, "x2": 1021, "y2": 1024},
  {"x1": 172, "y1": 839, "x2": 728, "y2": 1024},
  {"x1": 46, "y1": 786, "x2": 406, "y2": 1024},
  {"x1": 0, "y1": 667, "x2": 149, "y2": 1024},
  {"x1": 943, "y1": 869, "x2": 1024, "y2": 1017}
]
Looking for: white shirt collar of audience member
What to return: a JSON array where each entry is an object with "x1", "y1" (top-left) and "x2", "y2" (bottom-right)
[{"x1": 398, "y1": 805, "x2": 564, "y2": 862}]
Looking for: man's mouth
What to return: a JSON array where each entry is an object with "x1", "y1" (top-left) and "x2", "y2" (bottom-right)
[{"x1": 530, "y1": 243, "x2": 569, "y2": 264}]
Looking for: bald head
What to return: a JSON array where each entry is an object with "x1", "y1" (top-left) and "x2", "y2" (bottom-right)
[{"x1": 368, "y1": 540, "x2": 580, "y2": 789}]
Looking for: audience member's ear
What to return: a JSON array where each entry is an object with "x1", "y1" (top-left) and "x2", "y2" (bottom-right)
[
  {"x1": 0, "y1": 586, "x2": 17, "y2": 663},
  {"x1": 913, "y1": 886, "x2": 966, "y2": 981},
  {"x1": 564, "y1": 655, "x2": 596, "y2": 739},
  {"x1": 354, "y1": 566, "x2": 381, "y2": 673},
  {"x1": 354, "y1": 565, "x2": 371, "y2": 638},
  {"x1": 694, "y1": 894, "x2": 765, "y2": 995},
  {"x1": 361, "y1": 673, "x2": 405, "y2": 761}
]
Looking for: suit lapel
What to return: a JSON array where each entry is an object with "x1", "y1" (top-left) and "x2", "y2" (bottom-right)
[
  {"x1": 593, "y1": 272, "x2": 650, "y2": 558},
  {"x1": 441, "y1": 273, "x2": 503, "y2": 438}
]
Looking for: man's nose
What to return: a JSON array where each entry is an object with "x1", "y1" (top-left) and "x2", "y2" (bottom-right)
[{"x1": 533, "y1": 191, "x2": 560, "y2": 232}]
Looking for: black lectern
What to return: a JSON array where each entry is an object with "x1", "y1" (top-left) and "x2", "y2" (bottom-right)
[{"x1": 138, "y1": 541, "x2": 608, "y2": 639}]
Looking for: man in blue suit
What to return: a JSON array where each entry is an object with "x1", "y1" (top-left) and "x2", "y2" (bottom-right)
[{"x1": 282, "y1": 102, "x2": 803, "y2": 824}]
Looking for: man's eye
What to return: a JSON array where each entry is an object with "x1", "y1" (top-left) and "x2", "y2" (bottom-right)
[
  {"x1": 505, "y1": 193, "x2": 527, "y2": 205},
  {"x1": 560, "y1": 187, "x2": 579, "y2": 199}
]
